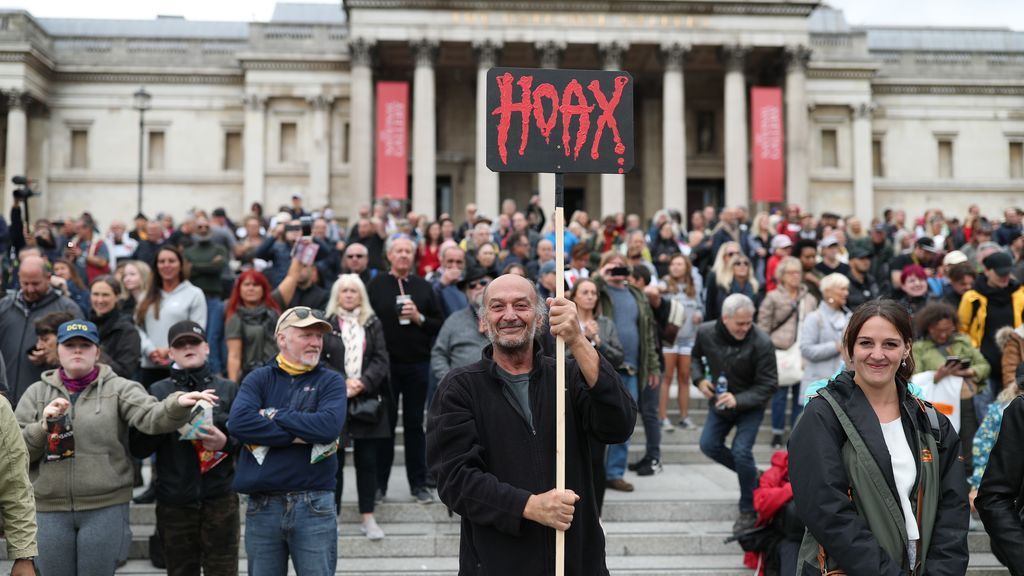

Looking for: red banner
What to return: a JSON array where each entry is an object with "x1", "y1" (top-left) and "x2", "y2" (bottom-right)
[
  {"x1": 750, "y1": 87, "x2": 784, "y2": 203},
  {"x1": 375, "y1": 81, "x2": 408, "y2": 200}
]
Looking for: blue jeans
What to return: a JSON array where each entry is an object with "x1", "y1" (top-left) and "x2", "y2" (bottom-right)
[
  {"x1": 245, "y1": 490, "x2": 338, "y2": 576},
  {"x1": 699, "y1": 406, "x2": 765, "y2": 513},
  {"x1": 606, "y1": 374, "x2": 638, "y2": 480},
  {"x1": 639, "y1": 375, "x2": 661, "y2": 460},
  {"x1": 205, "y1": 296, "x2": 225, "y2": 374},
  {"x1": 770, "y1": 385, "x2": 802, "y2": 434}
]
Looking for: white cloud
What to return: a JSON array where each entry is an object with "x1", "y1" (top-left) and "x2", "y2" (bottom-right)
[{"x1": 826, "y1": 0, "x2": 1024, "y2": 31}]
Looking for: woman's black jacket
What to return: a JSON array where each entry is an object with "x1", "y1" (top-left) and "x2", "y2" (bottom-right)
[
  {"x1": 976, "y1": 395, "x2": 1024, "y2": 576},
  {"x1": 788, "y1": 370, "x2": 969, "y2": 576},
  {"x1": 321, "y1": 314, "x2": 391, "y2": 439}
]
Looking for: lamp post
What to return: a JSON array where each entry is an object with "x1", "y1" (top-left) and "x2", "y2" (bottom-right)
[{"x1": 133, "y1": 87, "x2": 151, "y2": 214}]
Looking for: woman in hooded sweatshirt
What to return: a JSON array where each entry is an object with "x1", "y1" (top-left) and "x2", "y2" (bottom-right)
[
  {"x1": 88, "y1": 275, "x2": 142, "y2": 379},
  {"x1": 15, "y1": 319, "x2": 217, "y2": 576},
  {"x1": 789, "y1": 300, "x2": 969, "y2": 576},
  {"x1": 136, "y1": 246, "x2": 207, "y2": 387}
]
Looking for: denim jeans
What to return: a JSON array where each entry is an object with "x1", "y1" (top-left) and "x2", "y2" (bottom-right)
[
  {"x1": 770, "y1": 385, "x2": 802, "y2": 434},
  {"x1": 205, "y1": 296, "x2": 225, "y2": 374},
  {"x1": 639, "y1": 375, "x2": 661, "y2": 460},
  {"x1": 245, "y1": 490, "x2": 338, "y2": 576},
  {"x1": 699, "y1": 406, "x2": 765, "y2": 513},
  {"x1": 379, "y1": 361, "x2": 429, "y2": 494},
  {"x1": 606, "y1": 374, "x2": 638, "y2": 480}
]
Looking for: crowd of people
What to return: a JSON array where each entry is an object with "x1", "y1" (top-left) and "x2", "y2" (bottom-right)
[{"x1": 0, "y1": 192, "x2": 1022, "y2": 576}]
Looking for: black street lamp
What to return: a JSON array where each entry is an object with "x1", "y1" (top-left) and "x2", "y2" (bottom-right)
[{"x1": 133, "y1": 87, "x2": 151, "y2": 214}]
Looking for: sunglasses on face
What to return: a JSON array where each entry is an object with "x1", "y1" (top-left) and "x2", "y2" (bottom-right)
[
  {"x1": 733, "y1": 261, "x2": 750, "y2": 267},
  {"x1": 346, "y1": 254, "x2": 367, "y2": 259},
  {"x1": 725, "y1": 251, "x2": 738, "y2": 258},
  {"x1": 467, "y1": 279, "x2": 490, "y2": 289},
  {"x1": 281, "y1": 307, "x2": 326, "y2": 322}
]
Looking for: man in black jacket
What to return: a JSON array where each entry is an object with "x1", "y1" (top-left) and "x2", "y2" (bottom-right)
[
  {"x1": 691, "y1": 293, "x2": 778, "y2": 533},
  {"x1": 976, "y1": 396, "x2": 1024, "y2": 574},
  {"x1": 426, "y1": 273, "x2": 636, "y2": 576},
  {"x1": 131, "y1": 321, "x2": 239, "y2": 576},
  {"x1": 368, "y1": 235, "x2": 443, "y2": 504}
]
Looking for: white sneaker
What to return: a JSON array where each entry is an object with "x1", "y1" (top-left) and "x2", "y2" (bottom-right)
[
  {"x1": 660, "y1": 417, "x2": 675, "y2": 431},
  {"x1": 361, "y1": 517, "x2": 385, "y2": 541},
  {"x1": 677, "y1": 417, "x2": 695, "y2": 430}
]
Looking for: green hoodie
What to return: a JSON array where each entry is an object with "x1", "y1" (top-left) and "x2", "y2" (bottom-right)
[{"x1": 15, "y1": 364, "x2": 191, "y2": 512}]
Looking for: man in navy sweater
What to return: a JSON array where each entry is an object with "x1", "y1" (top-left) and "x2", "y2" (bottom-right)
[{"x1": 228, "y1": 307, "x2": 346, "y2": 576}]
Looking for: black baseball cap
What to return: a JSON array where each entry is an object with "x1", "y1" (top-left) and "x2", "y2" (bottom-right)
[
  {"x1": 168, "y1": 321, "x2": 207, "y2": 347},
  {"x1": 983, "y1": 251, "x2": 1014, "y2": 276},
  {"x1": 915, "y1": 237, "x2": 939, "y2": 253},
  {"x1": 848, "y1": 245, "x2": 872, "y2": 259}
]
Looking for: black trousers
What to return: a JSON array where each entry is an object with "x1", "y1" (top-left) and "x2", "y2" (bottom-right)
[
  {"x1": 336, "y1": 437, "x2": 388, "y2": 514},
  {"x1": 378, "y1": 361, "x2": 429, "y2": 494}
]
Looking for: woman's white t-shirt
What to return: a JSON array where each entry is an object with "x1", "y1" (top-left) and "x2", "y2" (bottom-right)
[{"x1": 880, "y1": 417, "x2": 920, "y2": 542}]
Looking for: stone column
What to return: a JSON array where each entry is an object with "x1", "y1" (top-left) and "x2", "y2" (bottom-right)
[
  {"x1": 474, "y1": 40, "x2": 501, "y2": 219},
  {"x1": 721, "y1": 45, "x2": 750, "y2": 209},
  {"x1": 4, "y1": 91, "x2": 28, "y2": 216},
  {"x1": 411, "y1": 40, "x2": 438, "y2": 219},
  {"x1": 307, "y1": 94, "x2": 333, "y2": 211},
  {"x1": 348, "y1": 38, "x2": 375, "y2": 219},
  {"x1": 785, "y1": 45, "x2": 811, "y2": 210},
  {"x1": 536, "y1": 41, "x2": 565, "y2": 223},
  {"x1": 852, "y1": 103, "x2": 875, "y2": 224},
  {"x1": 242, "y1": 94, "x2": 267, "y2": 213},
  {"x1": 661, "y1": 43, "x2": 689, "y2": 220},
  {"x1": 599, "y1": 42, "x2": 628, "y2": 218}
]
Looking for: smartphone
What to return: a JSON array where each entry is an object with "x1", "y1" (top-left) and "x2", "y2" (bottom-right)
[
  {"x1": 944, "y1": 356, "x2": 960, "y2": 367},
  {"x1": 300, "y1": 216, "x2": 313, "y2": 237},
  {"x1": 959, "y1": 359, "x2": 972, "y2": 369},
  {"x1": 609, "y1": 266, "x2": 630, "y2": 277}
]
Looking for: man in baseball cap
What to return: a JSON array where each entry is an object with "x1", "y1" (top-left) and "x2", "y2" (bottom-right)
[
  {"x1": 228, "y1": 304, "x2": 346, "y2": 574},
  {"x1": 959, "y1": 250, "x2": 1024, "y2": 393}
]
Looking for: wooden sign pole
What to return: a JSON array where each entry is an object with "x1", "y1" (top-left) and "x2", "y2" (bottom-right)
[{"x1": 553, "y1": 172, "x2": 566, "y2": 576}]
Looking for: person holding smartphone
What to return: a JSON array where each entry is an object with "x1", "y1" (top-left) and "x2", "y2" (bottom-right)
[{"x1": 911, "y1": 302, "x2": 990, "y2": 475}]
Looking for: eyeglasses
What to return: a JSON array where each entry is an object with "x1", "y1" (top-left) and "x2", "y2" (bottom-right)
[
  {"x1": 346, "y1": 254, "x2": 367, "y2": 259},
  {"x1": 281, "y1": 307, "x2": 326, "y2": 323},
  {"x1": 467, "y1": 279, "x2": 490, "y2": 289}
]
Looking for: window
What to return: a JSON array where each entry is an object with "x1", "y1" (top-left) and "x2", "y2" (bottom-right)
[
  {"x1": 70, "y1": 129, "x2": 88, "y2": 169},
  {"x1": 224, "y1": 132, "x2": 242, "y2": 171},
  {"x1": 147, "y1": 131, "x2": 165, "y2": 171},
  {"x1": 938, "y1": 140, "x2": 953, "y2": 179},
  {"x1": 1010, "y1": 142, "x2": 1023, "y2": 179},
  {"x1": 872, "y1": 139, "x2": 884, "y2": 178},
  {"x1": 696, "y1": 111, "x2": 715, "y2": 155},
  {"x1": 821, "y1": 129, "x2": 838, "y2": 168},
  {"x1": 280, "y1": 122, "x2": 297, "y2": 163}
]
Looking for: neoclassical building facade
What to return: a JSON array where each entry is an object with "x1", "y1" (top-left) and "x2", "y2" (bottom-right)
[{"x1": 0, "y1": 1, "x2": 1021, "y2": 228}]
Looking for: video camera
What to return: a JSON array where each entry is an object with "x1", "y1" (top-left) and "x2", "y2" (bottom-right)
[{"x1": 12, "y1": 175, "x2": 39, "y2": 201}]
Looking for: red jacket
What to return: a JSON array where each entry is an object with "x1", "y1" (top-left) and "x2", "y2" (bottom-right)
[{"x1": 744, "y1": 450, "x2": 794, "y2": 573}]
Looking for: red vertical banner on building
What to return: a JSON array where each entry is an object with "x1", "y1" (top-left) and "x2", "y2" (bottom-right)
[
  {"x1": 375, "y1": 81, "x2": 408, "y2": 200},
  {"x1": 750, "y1": 87, "x2": 784, "y2": 203}
]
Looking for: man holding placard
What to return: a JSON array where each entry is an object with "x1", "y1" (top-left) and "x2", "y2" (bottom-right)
[{"x1": 426, "y1": 274, "x2": 635, "y2": 576}]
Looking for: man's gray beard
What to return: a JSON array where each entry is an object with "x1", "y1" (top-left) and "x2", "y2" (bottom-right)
[{"x1": 486, "y1": 319, "x2": 538, "y2": 352}]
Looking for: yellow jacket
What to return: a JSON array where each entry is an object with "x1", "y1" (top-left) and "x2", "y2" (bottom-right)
[{"x1": 958, "y1": 286, "x2": 1024, "y2": 348}]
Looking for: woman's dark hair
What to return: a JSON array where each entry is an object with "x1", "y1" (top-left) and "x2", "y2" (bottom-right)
[
  {"x1": 89, "y1": 274, "x2": 122, "y2": 297},
  {"x1": 913, "y1": 302, "x2": 959, "y2": 339},
  {"x1": 136, "y1": 246, "x2": 188, "y2": 324},
  {"x1": 34, "y1": 311, "x2": 77, "y2": 337},
  {"x1": 843, "y1": 299, "x2": 915, "y2": 382}
]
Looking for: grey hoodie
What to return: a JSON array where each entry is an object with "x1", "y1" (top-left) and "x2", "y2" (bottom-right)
[{"x1": 138, "y1": 280, "x2": 207, "y2": 368}]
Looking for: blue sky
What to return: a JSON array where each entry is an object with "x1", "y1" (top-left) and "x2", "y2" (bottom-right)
[{"x1": 2, "y1": 0, "x2": 1022, "y2": 31}]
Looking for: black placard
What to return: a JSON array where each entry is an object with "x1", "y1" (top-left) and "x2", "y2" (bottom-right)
[{"x1": 486, "y1": 67, "x2": 634, "y2": 174}]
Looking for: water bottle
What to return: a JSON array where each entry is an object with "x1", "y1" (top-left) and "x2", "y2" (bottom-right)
[
  {"x1": 702, "y1": 357, "x2": 712, "y2": 383},
  {"x1": 715, "y1": 373, "x2": 729, "y2": 411}
]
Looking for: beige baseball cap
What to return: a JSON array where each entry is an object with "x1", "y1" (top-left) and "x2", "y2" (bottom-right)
[{"x1": 275, "y1": 307, "x2": 331, "y2": 336}]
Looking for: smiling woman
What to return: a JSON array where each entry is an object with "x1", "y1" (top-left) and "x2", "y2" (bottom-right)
[{"x1": 788, "y1": 300, "x2": 969, "y2": 576}]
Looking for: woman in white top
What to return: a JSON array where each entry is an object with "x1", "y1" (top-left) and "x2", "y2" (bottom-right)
[
  {"x1": 788, "y1": 300, "x2": 968, "y2": 575},
  {"x1": 135, "y1": 246, "x2": 206, "y2": 387},
  {"x1": 659, "y1": 254, "x2": 703, "y2": 430}
]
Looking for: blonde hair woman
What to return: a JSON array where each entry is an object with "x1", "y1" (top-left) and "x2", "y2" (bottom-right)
[
  {"x1": 704, "y1": 240, "x2": 741, "y2": 322},
  {"x1": 707, "y1": 251, "x2": 759, "y2": 321},
  {"x1": 660, "y1": 254, "x2": 703, "y2": 430},
  {"x1": 321, "y1": 274, "x2": 391, "y2": 540},
  {"x1": 114, "y1": 260, "x2": 151, "y2": 315}
]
